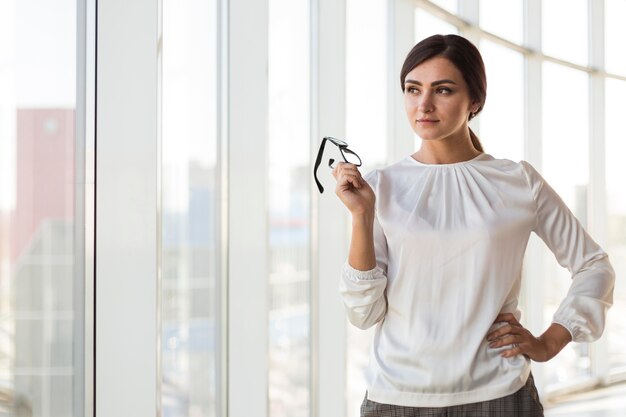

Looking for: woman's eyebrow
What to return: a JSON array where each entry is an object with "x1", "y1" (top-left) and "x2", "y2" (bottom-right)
[{"x1": 404, "y1": 79, "x2": 457, "y2": 86}]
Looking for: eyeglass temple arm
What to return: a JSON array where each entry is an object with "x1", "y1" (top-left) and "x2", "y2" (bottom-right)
[{"x1": 313, "y1": 139, "x2": 327, "y2": 193}]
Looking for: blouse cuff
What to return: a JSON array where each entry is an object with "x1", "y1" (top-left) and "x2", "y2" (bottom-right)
[
  {"x1": 551, "y1": 320, "x2": 576, "y2": 342},
  {"x1": 343, "y1": 262, "x2": 385, "y2": 281},
  {"x1": 552, "y1": 301, "x2": 604, "y2": 343}
]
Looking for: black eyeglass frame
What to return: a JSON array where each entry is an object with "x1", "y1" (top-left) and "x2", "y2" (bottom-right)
[{"x1": 313, "y1": 136, "x2": 362, "y2": 193}]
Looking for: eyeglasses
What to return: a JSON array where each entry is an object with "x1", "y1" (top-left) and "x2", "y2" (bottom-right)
[{"x1": 313, "y1": 136, "x2": 362, "y2": 193}]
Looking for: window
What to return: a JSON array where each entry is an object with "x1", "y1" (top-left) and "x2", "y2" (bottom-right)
[
  {"x1": 0, "y1": 1, "x2": 81, "y2": 416},
  {"x1": 542, "y1": 0, "x2": 588, "y2": 66},
  {"x1": 268, "y1": 0, "x2": 312, "y2": 415},
  {"x1": 606, "y1": 0, "x2": 626, "y2": 75},
  {"x1": 479, "y1": 39, "x2": 524, "y2": 161},
  {"x1": 346, "y1": 0, "x2": 388, "y2": 166},
  {"x1": 415, "y1": 8, "x2": 458, "y2": 43},
  {"x1": 479, "y1": 0, "x2": 523, "y2": 45},
  {"x1": 161, "y1": 1, "x2": 221, "y2": 415}
]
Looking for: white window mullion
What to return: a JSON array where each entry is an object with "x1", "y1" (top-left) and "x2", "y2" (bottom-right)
[
  {"x1": 521, "y1": 0, "x2": 548, "y2": 394},
  {"x1": 387, "y1": 0, "x2": 415, "y2": 162},
  {"x1": 312, "y1": 0, "x2": 348, "y2": 416},
  {"x1": 95, "y1": 0, "x2": 160, "y2": 415},
  {"x1": 457, "y1": 0, "x2": 480, "y2": 136},
  {"x1": 227, "y1": 1, "x2": 270, "y2": 417},
  {"x1": 217, "y1": 0, "x2": 229, "y2": 415},
  {"x1": 523, "y1": 0, "x2": 542, "y2": 168},
  {"x1": 76, "y1": 0, "x2": 96, "y2": 416},
  {"x1": 588, "y1": 0, "x2": 609, "y2": 385}
]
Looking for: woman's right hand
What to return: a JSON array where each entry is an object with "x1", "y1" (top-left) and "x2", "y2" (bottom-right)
[{"x1": 332, "y1": 162, "x2": 375, "y2": 216}]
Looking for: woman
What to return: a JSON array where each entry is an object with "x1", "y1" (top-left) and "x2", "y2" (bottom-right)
[{"x1": 333, "y1": 34, "x2": 615, "y2": 416}]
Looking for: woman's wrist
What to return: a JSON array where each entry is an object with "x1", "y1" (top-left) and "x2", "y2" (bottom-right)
[
  {"x1": 351, "y1": 209, "x2": 375, "y2": 227},
  {"x1": 349, "y1": 210, "x2": 376, "y2": 271},
  {"x1": 538, "y1": 323, "x2": 572, "y2": 360}
]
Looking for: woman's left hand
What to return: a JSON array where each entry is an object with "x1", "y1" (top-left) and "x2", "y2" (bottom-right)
[{"x1": 486, "y1": 313, "x2": 572, "y2": 362}]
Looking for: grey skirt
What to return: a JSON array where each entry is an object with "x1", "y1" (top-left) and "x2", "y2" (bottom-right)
[{"x1": 360, "y1": 373, "x2": 544, "y2": 417}]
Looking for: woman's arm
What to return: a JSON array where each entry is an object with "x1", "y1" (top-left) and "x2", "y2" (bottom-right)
[
  {"x1": 333, "y1": 163, "x2": 389, "y2": 329},
  {"x1": 523, "y1": 161, "x2": 615, "y2": 344},
  {"x1": 333, "y1": 161, "x2": 378, "y2": 270},
  {"x1": 348, "y1": 212, "x2": 377, "y2": 270},
  {"x1": 489, "y1": 162, "x2": 615, "y2": 361}
]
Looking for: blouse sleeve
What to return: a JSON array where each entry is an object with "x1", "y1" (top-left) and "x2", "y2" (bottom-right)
[
  {"x1": 338, "y1": 170, "x2": 389, "y2": 330},
  {"x1": 521, "y1": 161, "x2": 615, "y2": 342}
]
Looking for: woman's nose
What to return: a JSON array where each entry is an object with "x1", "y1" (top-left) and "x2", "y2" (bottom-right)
[{"x1": 418, "y1": 93, "x2": 434, "y2": 113}]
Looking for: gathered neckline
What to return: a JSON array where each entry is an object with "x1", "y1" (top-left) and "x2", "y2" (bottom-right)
[{"x1": 407, "y1": 153, "x2": 490, "y2": 167}]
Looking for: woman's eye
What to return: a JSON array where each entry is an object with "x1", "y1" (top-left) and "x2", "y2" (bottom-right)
[
  {"x1": 407, "y1": 87, "x2": 420, "y2": 94},
  {"x1": 437, "y1": 87, "x2": 452, "y2": 94}
]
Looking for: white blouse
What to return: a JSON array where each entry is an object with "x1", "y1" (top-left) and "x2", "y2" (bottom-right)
[{"x1": 339, "y1": 153, "x2": 615, "y2": 407}]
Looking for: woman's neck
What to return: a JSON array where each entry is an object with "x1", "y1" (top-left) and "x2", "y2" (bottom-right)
[{"x1": 412, "y1": 140, "x2": 482, "y2": 165}]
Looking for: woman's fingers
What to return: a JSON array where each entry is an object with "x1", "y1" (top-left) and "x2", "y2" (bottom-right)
[
  {"x1": 486, "y1": 323, "x2": 521, "y2": 341},
  {"x1": 488, "y1": 333, "x2": 521, "y2": 348},
  {"x1": 331, "y1": 161, "x2": 376, "y2": 215},
  {"x1": 332, "y1": 161, "x2": 360, "y2": 175},
  {"x1": 488, "y1": 313, "x2": 524, "y2": 353},
  {"x1": 337, "y1": 173, "x2": 363, "y2": 190},
  {"x1": 500, "y1": 344, "x2": 524, "y2": 358},
  {"x1": 487, "y1": 312, "x2": 522, "y2": 340},
  {"x1": 334, "y1": 172, "x2": 359, "y2": 187},
  {"x1": 486, "y1": 314, "x2": 548, "y2": 359},
  {"x1": 488, "y1": 327, "x2": 530, "y2": 357},
  {"x1": 486, "y1": 325, "x2": 508, "y2": 341},
  {"x1": 333, "y1": 162, "x2": 364, "y2": 188}
]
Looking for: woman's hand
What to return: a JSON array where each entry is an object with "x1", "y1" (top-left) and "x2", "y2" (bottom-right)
[
  {"x1": 332, "y1": 162, "x2": 375, "y2": 217},
  {"x1": 487, "y1": 313, "x2": 572, "y2": 362}
]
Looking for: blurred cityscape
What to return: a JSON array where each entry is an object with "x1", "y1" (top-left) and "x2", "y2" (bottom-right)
[{"x1": 0, "y1": 108, "x2": 75, "y2": 417}]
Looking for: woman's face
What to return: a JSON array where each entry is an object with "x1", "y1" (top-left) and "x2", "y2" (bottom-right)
[{"x1": 403, "y1": 56, "x2": 477, "y2": 144}]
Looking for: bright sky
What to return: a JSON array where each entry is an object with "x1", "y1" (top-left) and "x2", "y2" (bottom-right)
[{"x1": 0, "y1": 0, "x2": 75, "y2": 211}]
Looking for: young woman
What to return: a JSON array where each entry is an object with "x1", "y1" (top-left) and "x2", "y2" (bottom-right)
[{"x1": 333, "y1": 34, "x2": 615, "y2": 417}]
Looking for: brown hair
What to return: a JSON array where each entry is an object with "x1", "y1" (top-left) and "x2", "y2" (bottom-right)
[{"x1": 400, "y1": 34, "x2": 486, "y2": 152}]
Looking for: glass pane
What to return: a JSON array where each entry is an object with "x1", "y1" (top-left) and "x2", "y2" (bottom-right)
[
  {"x1": 161, "y1": 1, "x2": 219, "y2": 416},
  {"x1": 605, "y1": 78, "x2": 626, "y2": 371},
  {"x1": 415, "y1": 8, "x2": 458, "y2": 43},
  {"x1": 478, "y1": 40, "x2": 524, "y2": 161},
  {"x1": 606, "y1": 0, "x2": 626, "y2": 76},
  {"x1": 541, "y1": 62, "x2": 590, "y2": 387},
  {"x1": 0, "y1": 1, "x2": 79, "y2": 416},
  {"x1": 542, "y1": 0, "x2": 588, "y2": 66},
  {"x1": 479, "y1": 0, "x2": 523, "y2": 45},
  {"x1": 346, "y1": 0, "x2": 387, "y2": 167},
  {"x1": 268, "y1": 1, "x2": 311, "y2": 416}
]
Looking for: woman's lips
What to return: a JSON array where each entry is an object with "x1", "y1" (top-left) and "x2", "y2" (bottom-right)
[{"x1": 417, "y1": 119, "x2": 439, "y2": 123}]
